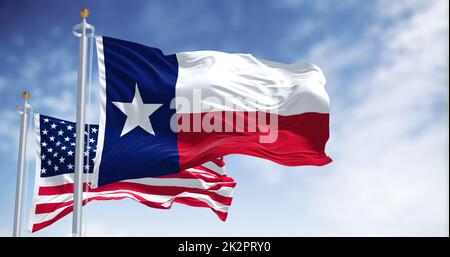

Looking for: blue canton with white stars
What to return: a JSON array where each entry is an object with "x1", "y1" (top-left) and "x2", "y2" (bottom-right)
[{"x1": 38, "y1": 114, "x2": 98, "y2": 177}]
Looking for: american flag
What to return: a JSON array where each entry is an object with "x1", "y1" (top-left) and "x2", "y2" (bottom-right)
[{"x1": 28, "y1": 114, "x2": 236, "y2": 233}]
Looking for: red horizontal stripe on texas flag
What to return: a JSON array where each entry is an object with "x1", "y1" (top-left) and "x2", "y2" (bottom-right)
[{"x1": 177, "y1": 112, "x2": 331, "y2": 170}]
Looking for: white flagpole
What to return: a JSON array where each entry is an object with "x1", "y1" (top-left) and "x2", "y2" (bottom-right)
[
  {"x1": 13, "y1": 91, "x2": 32, "y2": 237},
  {"x1": 72, "y1": 8, "x2": 94, "y2": 237}
]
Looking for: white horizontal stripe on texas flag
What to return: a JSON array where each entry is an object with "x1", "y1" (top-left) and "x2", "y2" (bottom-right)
[{"x1": 175, "y1": 51, "x2": 329, "y2": 115}]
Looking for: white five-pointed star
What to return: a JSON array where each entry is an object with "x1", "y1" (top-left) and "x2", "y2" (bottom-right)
[{"x1": 112, "y1": 84, "x2": 162, "y2": 137}]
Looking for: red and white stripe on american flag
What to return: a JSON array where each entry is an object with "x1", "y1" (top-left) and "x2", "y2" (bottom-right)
[
  {"x1": 28, "y1": 114, "x2": 236, "y2": 233},
  {"x1": 28, "y1": 159, "x2": 235, "y2": 233}
]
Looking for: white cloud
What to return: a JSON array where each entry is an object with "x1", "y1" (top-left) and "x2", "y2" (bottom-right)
[
  {"x1": 290, "y1": 0, "x2": 449, "y2": 235},
  {"x1": 40, "y1": 90, "x2": 76, "y2": 120},
  {"x1": 376, "y1": 0, "x2": 429, "y2": 19}
]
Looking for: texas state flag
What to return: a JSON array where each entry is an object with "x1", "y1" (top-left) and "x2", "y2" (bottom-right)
[{"x1": 92, "y1": 36, "x2": 331, "y2": 187}]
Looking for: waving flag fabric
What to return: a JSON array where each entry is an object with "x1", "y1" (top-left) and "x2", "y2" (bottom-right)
[
  {"x1": 28, "y1": 114, "x2": 236, "y2": 233},
  {"x1": 93, "y1": 36, "x2": 331, "y2": 187}
]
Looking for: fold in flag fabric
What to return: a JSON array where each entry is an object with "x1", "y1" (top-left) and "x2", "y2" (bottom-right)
[
  {"x1": 28, "y1": 114, "x2": 236, "y2": 233},
  {"x1": 93, "y1": 36, "x2": 331, "y2": 187}
]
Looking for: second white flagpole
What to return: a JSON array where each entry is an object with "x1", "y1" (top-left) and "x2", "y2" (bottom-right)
[
  {"x1": 13, "y1": 92, "x2": 32, "y2": 237},
  {"x1": 72, "y1": 8, "x2": 94, "y2": 237}
]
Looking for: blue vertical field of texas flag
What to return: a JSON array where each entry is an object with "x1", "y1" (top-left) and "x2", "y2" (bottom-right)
[
  {"x1": 93, "y1": 36, "x2": 180, "y2": 187},
  {"x1": 92, "y1": 36, "x2": 331, "y2": 188}
]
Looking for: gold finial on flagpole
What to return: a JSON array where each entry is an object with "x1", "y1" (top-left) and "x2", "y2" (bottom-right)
[
  {"x1": 80, "y1": 8, "x2": 89, "y2": 18},
  {"x1": 22, "y1": 91, "x2": 30, "y2": 101}
]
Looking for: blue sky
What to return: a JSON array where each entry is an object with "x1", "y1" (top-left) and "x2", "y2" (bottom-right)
[{"x1": 0, "y1": 0, "x2": 448, "y2": 236}]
